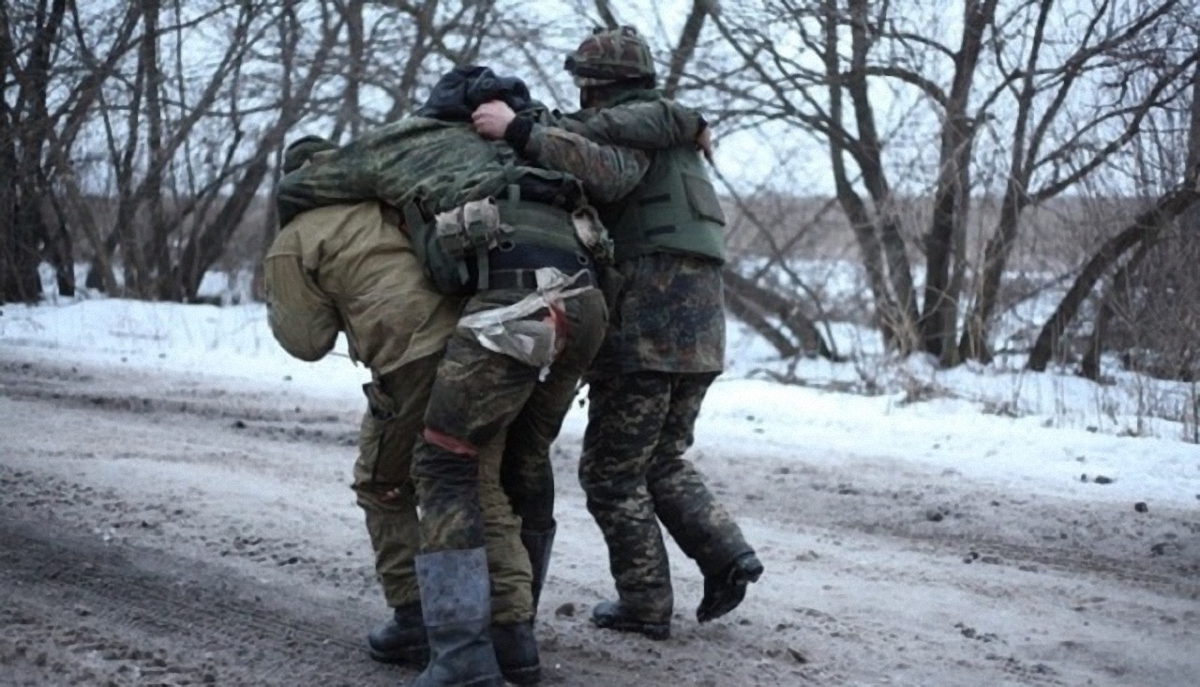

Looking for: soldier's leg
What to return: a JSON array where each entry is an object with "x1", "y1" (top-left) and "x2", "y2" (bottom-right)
[
  {"x1": 354, "y1": 359, "x2": 438, "y2": 666},
  {"x1": 646, "y1": 372, "x2": 762, "y2": 623},
  {"x1": 357, "y1": 412, "x2": 422, "y2": 606},
  {"x1": 353, "y1": 358, "x2": 440, "y2": 611},
  {"x1": 579, "y1": 371, "x2": 674, "y2": 637},
  {"x1": 355, "y1": 355, "x2": 534, "y2": 669},
  {"x1": 479, "y1": 429, "x2": 540, "y2": 687},
  {"x1": 417, "y1": 298, "x2": 544, "y2": 555},
  {"x1": 413, "y1": 301, "x2": 544, "y2": 687},
  {"x1": 477, "y1": 431, "x2": 534, "y2": 626},
  {"x1": 501, "y1": 289, "x2": 607, "y2": 611},
  {"x1": 646, "y1": 372, "x2": 752, "y2": 576}
]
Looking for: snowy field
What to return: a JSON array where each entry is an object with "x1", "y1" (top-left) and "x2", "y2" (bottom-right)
[{"x1": 1, "y1": 291, "x2": 1199, "y2": 686}]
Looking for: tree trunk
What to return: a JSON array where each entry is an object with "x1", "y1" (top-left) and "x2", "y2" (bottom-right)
[
  {"x1": 846, "y1": 0, "x2": 919, "y2": 348},
  {"x1": 1029, "y1": 57, "x2": 1200, "y2": 371},
  {"x1": 1026, "y1": 183, "x2": 1200, "y2": 370},
  {"x1": 330, "y1": 0, "x2": 363, "y2": 141},
  {"x1": 41, "y1": 192, "x2": 76, "y2": 298},
  {"x1": 920, "y1": 0, "x2": 997, "y2": 364},
  {"x1": 2, "y1": 193, "x2": 44, "y2": 303},
  {"x1": 723, "y1": 266, "x2": 835, "y2": 360},
  {"x1": 2, "y1": 0, "x2": 70, "y2": 303},
  {"x1": 177, "y1": 157, "x2": 270, "y2": 300},
  {"x1": 663, "y1": 0, "x2": 710, "y2": 99},
  {"x1": 1080, "y1": 51, "x2": 1200, "y2": 378},
  {"x1": 1079, "y1": 237, "x2": 1155, "y2": 379}
]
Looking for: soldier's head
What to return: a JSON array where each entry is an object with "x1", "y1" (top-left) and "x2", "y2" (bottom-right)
[
  {"x1": 564, "y1": 25, "x2": 656, "y2": 109},
  {"x1": 282, "y1": 135, "x2": 336, "y2": 174}
]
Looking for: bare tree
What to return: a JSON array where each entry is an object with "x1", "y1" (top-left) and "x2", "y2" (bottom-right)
[
  {"x1": 1027, "y1": 54, "x2": 1200, "y2": 371},
  {"x1": 964, "y1": 0, "x2": 1196, "y2": 363},
  {"x1": 1, "y1": 0, "x2": 71, "y2": 303},
  {"x1": 692, "y1": 0, "x2": 1198, "y2": 367}
]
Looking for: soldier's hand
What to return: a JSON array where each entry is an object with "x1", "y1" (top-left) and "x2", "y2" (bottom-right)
[{"x1": 472, "y1": 101, "x2": 517, "y2": 140}]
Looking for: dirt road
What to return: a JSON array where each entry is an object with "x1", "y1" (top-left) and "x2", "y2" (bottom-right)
[{"x1": 1, "y1": 354, "x2": 1197, "y2": 686}]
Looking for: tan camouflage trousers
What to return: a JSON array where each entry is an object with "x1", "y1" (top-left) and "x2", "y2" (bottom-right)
[
  {"x1": 413, "y1": 287, "x2": 608, "y2": 599},
  {"x1": 579, "y1": 371, "x2": 753, "y2": 620},
  {"x1": 352, "y1": 354, "x2": 531, "y2": 624}
]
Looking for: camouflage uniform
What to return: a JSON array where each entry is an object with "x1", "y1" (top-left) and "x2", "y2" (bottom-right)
[
  {"x1": 415, "y1": 286, "x2": 607, "y2": 551},
  {"x1": 275, "y1": 115, "x2": 643, "y2": 591},
  {"x1": 521, "y1": 27, "x2": 761, "y2": 632},
  {"x1": 263, "y1": 200, "x2": 532, "y2": 623}
]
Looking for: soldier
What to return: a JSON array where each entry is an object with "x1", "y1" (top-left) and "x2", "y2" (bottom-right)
[
  {"x1": 265, "y1": 136, "x2": 540, "y2": 684},
  {"x1": 474, "y1": 27, "x2": 763, "y2": 642},
  {"x1": 275, "y1": 66, "x2": 653, "y2": 687}
]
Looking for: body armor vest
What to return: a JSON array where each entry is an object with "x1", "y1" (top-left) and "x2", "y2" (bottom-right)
[{"x1": 600, "y1": 143, "x2": 726, "y2": 264}]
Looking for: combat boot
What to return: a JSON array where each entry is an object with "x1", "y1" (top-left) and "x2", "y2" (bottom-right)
[
  {"x1": 520, "y1": 522, "x2": 556, "y2": 614},
  {"x1": 696, "y1": 551, "x2": 764, "y2": 623},
  {"x1": 368, "y1": 601, "x2": 429, "y2": 665},
  {"x1": 491, "y1": 620, "x2": 540, "y2": 685},
  {"x1": 410, "y1": 547, "x2": 504, "y2": 687},
  {"x1": 590, "y1": 600, "x2": 670, "y2": 640}
]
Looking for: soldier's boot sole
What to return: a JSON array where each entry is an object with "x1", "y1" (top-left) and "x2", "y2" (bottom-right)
[
  {"x1": 696, "y1": 552, "x2": 764, "y2": 623},
  {"x1": 590, "y1": 600, "x2": 670, "y2": 641},
  {"x1": 370, "y1": 643, "x2": 430, "y2": 666}
]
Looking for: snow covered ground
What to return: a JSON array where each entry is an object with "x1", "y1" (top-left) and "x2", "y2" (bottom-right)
[
  {"x1": 4, "y1": 296, "x2": 1197, "y2": 508},
  {"x1": 2, "y1": 295, "x2": 1198, "y2": 686}
]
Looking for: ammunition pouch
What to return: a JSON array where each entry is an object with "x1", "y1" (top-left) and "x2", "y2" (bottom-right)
[{"x1": 404, "y1": 184, "x2": 597, "y2": 296}]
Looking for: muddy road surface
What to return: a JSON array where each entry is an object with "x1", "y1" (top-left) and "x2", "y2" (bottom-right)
[{"x1": 1, "y1": 354, "x2": 1197, "y2": 686}]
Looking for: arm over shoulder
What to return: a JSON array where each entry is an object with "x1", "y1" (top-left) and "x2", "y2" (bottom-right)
[{"x1": 262, "y1": 227, "x2": 341, "y2": 362}]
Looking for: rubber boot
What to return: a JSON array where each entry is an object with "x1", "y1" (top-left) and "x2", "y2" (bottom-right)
[
  {"x1": 696, "y1": 551, "x2": 764, "y2": 623},
  {"x1": 410, "y1": 548, "x2": 504, "y2": 687},
  {"x1": 492, "y1": 620, "x2": 540, "y2": 685},
  {"x1": 590, "y1": 600, "x2": 670, "y2": 640},
  {"x1": 520, "y1": 522, "x2": 556, "y2": 614},
  {"x1": 368, "y1": 601, "x2": 429, "y2": 665}
]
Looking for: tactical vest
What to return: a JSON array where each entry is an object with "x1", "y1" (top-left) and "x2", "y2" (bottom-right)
[
  {"x1": 402, "y1": 176, "x2": 591, "y2": 296},
  {"x1": 600, "y1": 136, "x2": 727, "y2": 265}
]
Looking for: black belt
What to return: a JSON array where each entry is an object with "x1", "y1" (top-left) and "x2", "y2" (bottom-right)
[{"x1": 488, "y1": 269, "x2": 593, "y2": 291}]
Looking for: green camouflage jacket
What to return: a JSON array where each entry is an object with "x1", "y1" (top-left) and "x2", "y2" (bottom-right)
[{"x1": 276, "y1": 115, "x2": 650, "y2": 225}]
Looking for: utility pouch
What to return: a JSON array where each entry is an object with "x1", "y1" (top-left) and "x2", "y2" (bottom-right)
[
  {"x1": 434, "y1": 198, "x2": 507, "y2": 258},
  {"x1": 407, "y1": 196, "x2": 513, "y2": 295},
  {"x1": 433, "y1": 198, "x2": 511, "y2": 289}
]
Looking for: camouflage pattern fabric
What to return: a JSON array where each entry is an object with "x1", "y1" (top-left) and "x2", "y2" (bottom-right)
[
  {"x1": 282, "y1": 135, "x2": 336, "y2": 174},
  {"x1": 516, "y1": 123, "x2": 648, "y2": 204},
  {"x1": 265, "y1": 200, "x2": 535, "y2": 625},
  {"x1": 579, "y1": 371, "x2": 752, "y2": 619},
  {"x1": 587, "y1": 253, "x2": 725, "y2": 380},
  {"x1": 523, "y1": 96, "x2": 725, "y2": 378},
  {"x1": 354, "y1": 356, "x2": 536, "y2": 625},
  {"x1": 524, "y1": 98, "x2": 703, "y2": 196},
  {"x1": 414, "y1": 287, "x2": 607, "y2": 554},
  {"x1": 277, "y1": 118, "x2": 515, "y2": 226},
  {"x1": 555, "y1": 99, "x2": 705, "y2": 152},
  {"x1": 565, "y1": 26, "x2": 657, "y2": 85},
  {"x1": 276, "y1": 116, "x2": 649, "y2": 227}
]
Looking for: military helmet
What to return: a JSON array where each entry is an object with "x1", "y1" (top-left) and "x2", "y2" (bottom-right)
[
  {"x1": 564, "y1": 25, "x2": 656, "y2": 87},
  {"x1": 282, "y1": 135, "x2": 336, "y2": 174}
]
